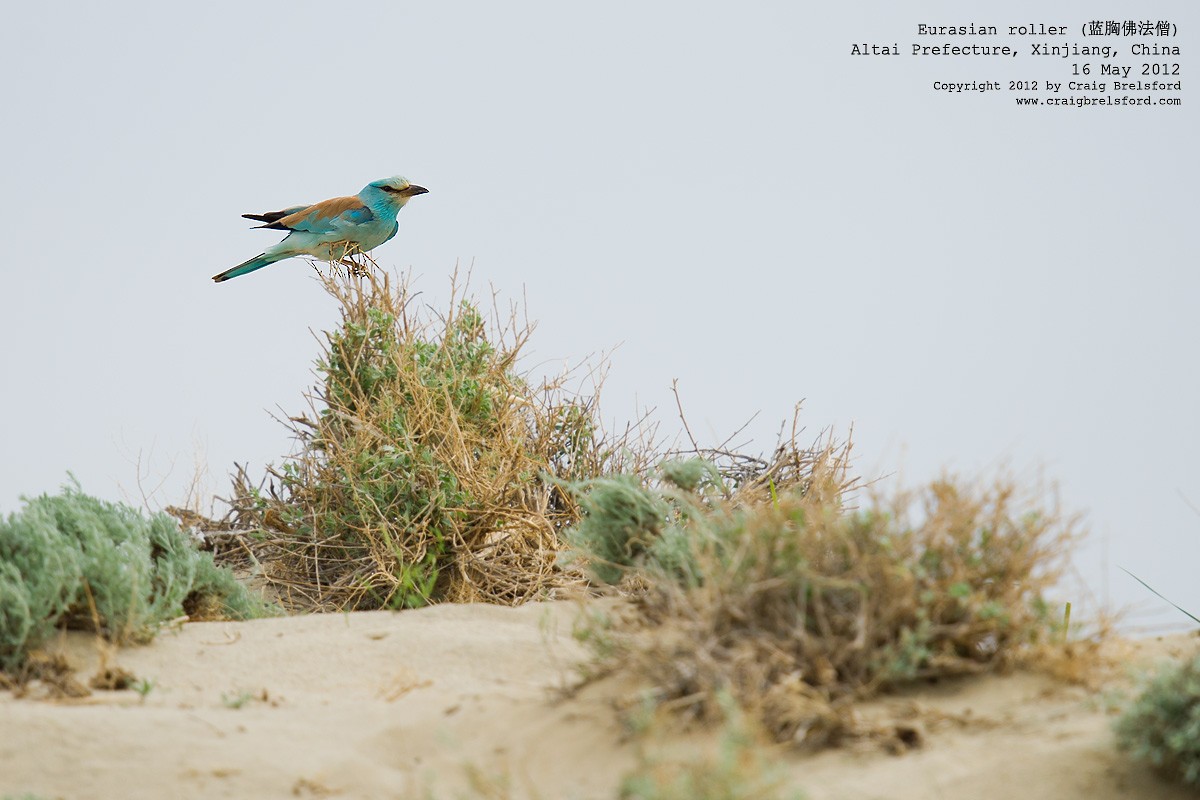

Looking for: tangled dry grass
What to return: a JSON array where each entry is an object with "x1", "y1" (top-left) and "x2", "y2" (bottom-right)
[
  {"x1": 565, "y1": 441, "x2": 1085, "y2": 747},
  {"x1": 217, "y1": 264, "x2": 649, "y2": 611},
  {"x1": 190, "y1": 258, "x2": 1093, "y2": 756}
]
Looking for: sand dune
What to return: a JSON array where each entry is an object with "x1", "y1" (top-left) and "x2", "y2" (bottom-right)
[{"x1": 1, "y1": 602, "x2": 1195, "y2": 799}]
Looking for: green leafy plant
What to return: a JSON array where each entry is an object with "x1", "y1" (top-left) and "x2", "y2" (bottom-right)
[
  {"x1": 1115, "y1": 652, "x2": 1200, "y2": 787},
  {"x1": 221, "y1": 688, "x2": 258, "y2": 709},
  {"x1": 131, "y1": 677, "x2": 156, "y2": 701},
  {"x1": 0, "y1": 480, "x2": 268, "y2": 671},
  {"x1": 224, "y1": 268, "x2": 643, "y2": 611}
]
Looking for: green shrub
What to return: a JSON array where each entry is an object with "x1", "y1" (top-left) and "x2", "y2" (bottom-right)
[
  {"x1": 1115, "y1": 653, "x2": 1200, "y2": 787},
  {"x1": 566, "y1": 454, "x2": 1079, "y2": 745},
  {"x1": 564, "y1": 474, "x2": 674, "y2": 586},
  {"x1": 0, "y1": 480, "x2": 266, "y2": 670},
  {"x1": 226, "y1": 269, "x2": 633, "y2": 611}
]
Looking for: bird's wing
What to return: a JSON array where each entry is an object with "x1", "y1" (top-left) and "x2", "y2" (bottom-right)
[
  {"x1": 268, "y1": 196, "x2": 376, "y2": 234},
  {"x1": 243, "y1": 205, "x2": 311, "y2": 227}
]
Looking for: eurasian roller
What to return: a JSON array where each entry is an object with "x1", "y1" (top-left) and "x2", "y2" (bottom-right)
[{"x1": 212, "y1": 176, "x2": 428, "y2": 283}]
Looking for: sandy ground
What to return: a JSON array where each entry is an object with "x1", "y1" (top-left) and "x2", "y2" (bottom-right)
[{"x1": 1, "y1": 602, "x2": 1196, "y2": 800}]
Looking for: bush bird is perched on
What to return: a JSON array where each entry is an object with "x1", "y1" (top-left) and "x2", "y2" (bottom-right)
[{"x1": 212, "y1": 176, "x2": 428, "y2": 283}]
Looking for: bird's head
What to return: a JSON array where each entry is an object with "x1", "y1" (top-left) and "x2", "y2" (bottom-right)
[{"x1": 364, "y1": 176, "x2": 429, "y2": 208}]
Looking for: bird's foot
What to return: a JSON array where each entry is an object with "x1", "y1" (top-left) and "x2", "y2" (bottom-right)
[{"x1": 337, "y1": 257, "x2": 370, "y2": 278}]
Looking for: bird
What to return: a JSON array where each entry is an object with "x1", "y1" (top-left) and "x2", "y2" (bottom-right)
[{"x1": 212, "y1": 176, "x2": 428, "y2": 282}]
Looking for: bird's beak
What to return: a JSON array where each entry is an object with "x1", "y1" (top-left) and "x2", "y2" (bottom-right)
[{"x1": 401, "y1": 185, "x2": 429, "y2": 197}]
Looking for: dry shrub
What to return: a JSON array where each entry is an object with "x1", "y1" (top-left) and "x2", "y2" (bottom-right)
[
  {"x1": 566, "y1": 441, "x2": 1081, "y2": 747},
  {"x1": 223, "y1": 265, "x2": 646, "y2": 611}
]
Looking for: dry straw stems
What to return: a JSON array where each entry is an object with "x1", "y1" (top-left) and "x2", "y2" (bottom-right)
[
  {"x1": 203, "y1": 258, "x2": 1089, "y2": 753},
  {"x1": 221, "y1": 263, "x2": 648, "y2": 611},
  {"x1": 565, "y1": 441, "x2": 1084, "y2": 747}
]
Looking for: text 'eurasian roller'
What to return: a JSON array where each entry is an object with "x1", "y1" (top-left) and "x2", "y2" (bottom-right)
[{"x1": 212, "y1": 176, "x2": 428, "y2": 283}]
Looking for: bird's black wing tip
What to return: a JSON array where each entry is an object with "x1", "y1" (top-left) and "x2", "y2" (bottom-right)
[
  {"x1": 243, "y1": 210, "x2": 293, "y2": 228},
  {"x1": 241, "y1": 214, "x2": 290, "y2": 231}
]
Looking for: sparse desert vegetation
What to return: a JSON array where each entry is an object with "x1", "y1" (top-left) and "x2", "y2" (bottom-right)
[
  {"x1": 3, "y1": 264, "x2": 1195, "y2": 799},
  {"x1": 562, "y1": 449, "x2": 1083, "y2": 747}
]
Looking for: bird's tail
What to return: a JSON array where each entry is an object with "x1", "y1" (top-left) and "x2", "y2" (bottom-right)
[{"x1": 212, "y1": 252, "x2": 287, "y2": 283}]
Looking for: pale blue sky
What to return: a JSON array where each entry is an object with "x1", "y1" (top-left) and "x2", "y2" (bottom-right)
[{"x1": 1, "y1": 2, "x2": 1195, "y2": 625}]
